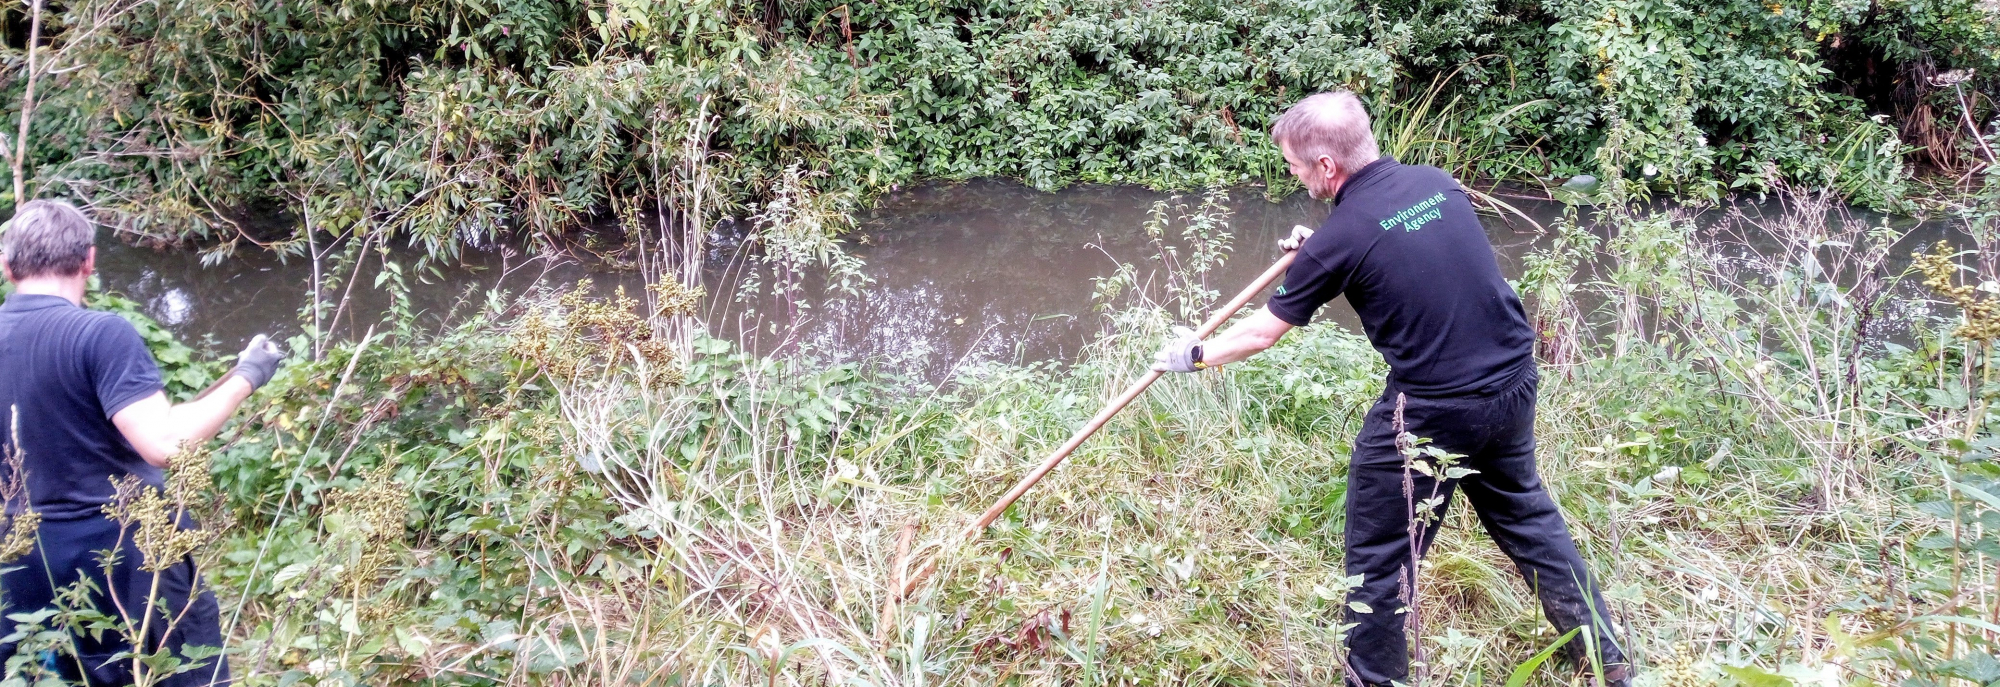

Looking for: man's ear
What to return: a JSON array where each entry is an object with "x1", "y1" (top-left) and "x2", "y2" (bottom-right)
[
  {"x1": 1317, "y1": 155, "x2": 1340, "y2": 180},
  {"x1": 81, "y1": 246, "x2": 96, "y2": 278}
]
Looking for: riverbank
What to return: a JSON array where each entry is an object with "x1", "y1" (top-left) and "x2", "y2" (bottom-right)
[{"x1": 4, "y1": 189, "x2": 1989, "y2": 685}]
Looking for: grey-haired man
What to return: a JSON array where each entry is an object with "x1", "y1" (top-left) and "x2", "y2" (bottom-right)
[
  {"x1": 1154, "y1": 93, "x2": 1630, "y2": 685},
  {"x1": 0, "y1": 199, "x2": 284, "y2": 685}
]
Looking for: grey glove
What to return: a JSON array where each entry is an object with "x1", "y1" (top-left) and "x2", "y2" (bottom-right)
[
  {"x1": 232, "y1": 334, "x2": 286, "y2": 391},
  {"x1": 1151, "y1": 325, "x2": 1206, "y2": 373}
]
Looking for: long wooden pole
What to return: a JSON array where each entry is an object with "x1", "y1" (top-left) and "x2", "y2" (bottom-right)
[{"x1": 897, "y1": 249, "x2": 1297, "y2": 598}]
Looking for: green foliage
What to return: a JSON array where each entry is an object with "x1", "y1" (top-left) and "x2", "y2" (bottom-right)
[
  {"x1": 1538, "y1": 0, "x2": 1919, "y2": 204},
  {"x1": 0, "y1": 0, "x2": 1990, "y2": 246},
  {"x1": 15, "y1": 192, "x2": 2000, "y2": 684},
  {"x1": 1229, "y1": 323, "x2": 1383, "y2": 438}
]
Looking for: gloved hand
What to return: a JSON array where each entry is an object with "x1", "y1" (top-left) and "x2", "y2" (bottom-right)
[
  {"x1": 1278, "y1": 224, "x2": 1314, "y2": 252},
  {"x1": 1150, "y1": 325, "x2": 1206, "y2": 373},
  {"x1": 232, "y1": 334, "x2": 287, "y2": 391}
]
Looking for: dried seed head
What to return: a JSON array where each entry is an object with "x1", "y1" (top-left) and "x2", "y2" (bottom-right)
[
  {"x1": 1916, "y1": 245, "x2": 2000, "y2": 343},
  {"x1": 1651, "y1": 645, "x2": 1717, "y2": 687},
  {"x1": 1931, "y1": 68, "x2": 1976, "y2": 87},
  {"x1": 0, "y1": 410, "x2": 40, "y2": 564},
  {"x1": 165, "y1": 445, "x2": 216, "y2": 506},
  {"x1": 511, "y1": 281, "x2": 687, "y2": 388},
  {"x1": 102, "y1": 474, "x2": 216, "y2": 572},
  {"x1": 650, "y1": 277, "x2": 705, "y2": 318},
  {"x1": 0, "y1": 510, "x2": 38, "y2": 564},
  {"x1": 324, "y1": 464, "x2": 410, "y2": 596}
]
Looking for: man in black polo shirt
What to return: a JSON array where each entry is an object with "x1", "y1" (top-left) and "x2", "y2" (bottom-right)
[
  {"x1": 1152, "y1": 92, "x2": 1629, "y2": 685},
  {"x1": 0, "y1": 199, "x2": 285, "y2": 685}
]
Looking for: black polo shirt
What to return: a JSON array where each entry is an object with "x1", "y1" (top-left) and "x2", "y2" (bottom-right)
[
  {"x1": 0, "y1": 293, "x2": 164, "y2": 520},
  {"x1": 1267, "y1": 157, "x2": 1534, "y2": 398}
]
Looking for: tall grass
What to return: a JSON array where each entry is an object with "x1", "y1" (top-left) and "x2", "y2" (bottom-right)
[
  {"x1": 486, "y1": 192, "x2": 1997, "y2": 686},
  {"x1": 1370, "y1": 61, "x2": 1553, "y2": 228}
]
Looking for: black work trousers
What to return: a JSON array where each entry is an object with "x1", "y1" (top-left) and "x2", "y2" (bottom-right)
[
  {"x1": 0, "y1": 514, "x2": 231, "y2": 686},
  {"x1": 1341, "y1": 369, "x2": 1626, "y2": 686}
]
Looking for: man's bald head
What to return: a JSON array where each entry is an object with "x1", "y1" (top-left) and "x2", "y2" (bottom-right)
[{"x1": 1271, "y1": 92, "x2": 1380, "y2": 195}]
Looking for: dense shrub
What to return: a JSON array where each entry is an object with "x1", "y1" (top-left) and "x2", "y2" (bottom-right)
[{"x1": 0, "y1": 0, "x2": 1993, "y2": 244}]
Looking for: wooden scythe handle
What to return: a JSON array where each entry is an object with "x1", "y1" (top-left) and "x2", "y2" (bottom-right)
[{"x1": 897, "y1": 249, "x2": 1298, "y2": 598}]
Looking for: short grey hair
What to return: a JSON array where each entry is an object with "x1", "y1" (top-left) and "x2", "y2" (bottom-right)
[
  {"x1": 1270, "y1": 91, "x2": 1381, "y2": 175},
  {"x1": 2, "y1": 200, "x2": 95, "y2": 279}
]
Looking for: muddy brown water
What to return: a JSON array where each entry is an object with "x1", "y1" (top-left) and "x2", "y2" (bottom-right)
[{"x1": 87, "y1": 180, "x2": 1954, "y2": 380}]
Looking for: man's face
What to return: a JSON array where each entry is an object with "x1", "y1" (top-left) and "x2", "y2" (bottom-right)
[{"x1": 1280, "y1": 141, "x2": 1339, "y2": 200}]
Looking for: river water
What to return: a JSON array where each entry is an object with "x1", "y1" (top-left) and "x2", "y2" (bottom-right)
[{"x1": 89, "y1": 180, "x2": 1951, "y2": 379}]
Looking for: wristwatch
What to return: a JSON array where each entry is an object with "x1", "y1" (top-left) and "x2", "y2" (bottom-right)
[{"x1": 1192, "y1": 345, "x2": 1207, "y2": 370}]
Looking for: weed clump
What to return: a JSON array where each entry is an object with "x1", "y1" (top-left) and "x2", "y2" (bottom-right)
[
  {"x1": 648, "y1": 278, "x2": 705, "y2": 320},
  {"x1": 513, "y1": 279, "x2": 690, "y2": 388},
  {"x1": 0, "y1": 442, "x2": 37, "y2": 565},
  {"x1": 1915, "y1": 244, "x2": 2000, "y2": 342},
  {"x1": 102, "y1": 447, "x2": 225, "y2": 572},
  {"x1": 322, "y1": 463, "x2": 410, "y2": 618}
]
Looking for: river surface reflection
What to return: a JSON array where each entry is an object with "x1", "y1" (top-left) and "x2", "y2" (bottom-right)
[{"x1": 87, "y1": 180, "x2": 1952, "y2": 380}]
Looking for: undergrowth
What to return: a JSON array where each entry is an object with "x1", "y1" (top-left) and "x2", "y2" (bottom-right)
[{"x1": 3, "y1": 185, "x2": 1997, "y2": 685}]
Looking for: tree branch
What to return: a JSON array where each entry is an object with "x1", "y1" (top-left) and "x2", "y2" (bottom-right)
[{"x1": 13, "y1": 0, "x2": 45, "y2": 206}]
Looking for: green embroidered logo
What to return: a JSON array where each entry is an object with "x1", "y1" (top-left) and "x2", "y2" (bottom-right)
[
  {"x1": 1379, "y1": 192, "x2": 1448, "y2": 232},
  {"x1": 1276, "y1": 285, "x2": 1288, "y2": 296}
]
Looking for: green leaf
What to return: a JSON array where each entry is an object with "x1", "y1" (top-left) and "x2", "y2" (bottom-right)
[
  {"x1": 1942, "y1": 652, "x2": 2000, "y2": 684},
  {"x1": 1504, "y1": 627, "x2": 1581, "y2": 687},
  {"x1": 1917, "y1": 534, "x2": 1959, "y2": 550},
  {"x1": 1909, "y1": 615, "x2": 2000, "y2": 635},
  {"x1": 1951, "y1": 479, "x2": 2000, "y2": 513},
  {"x1": 270, "y1": 562, "x2": 313, "y2": 589},
  {"x1": 1720, "y1": 664, "x2": 1794, "y2": 687}
]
